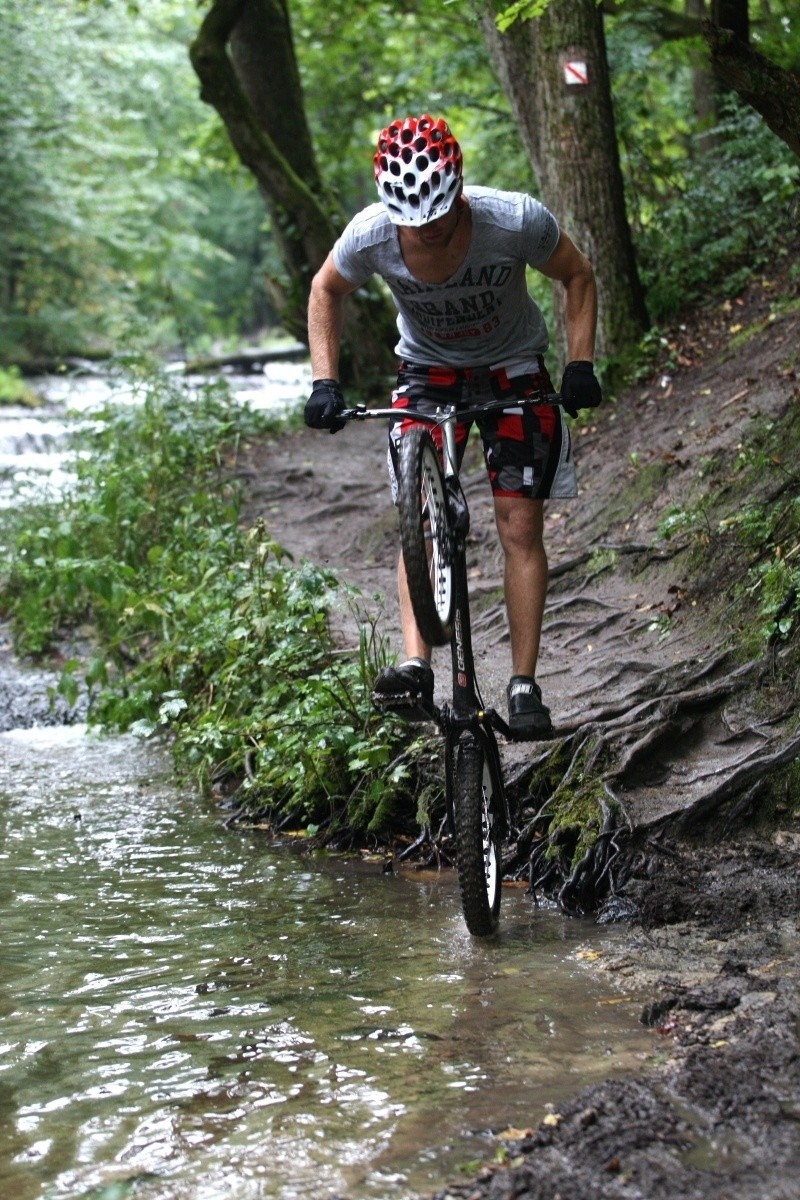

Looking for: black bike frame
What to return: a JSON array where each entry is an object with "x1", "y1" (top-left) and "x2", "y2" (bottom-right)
[{"x1": 346, "y1": 393, "x2": 559, "y2": 842}]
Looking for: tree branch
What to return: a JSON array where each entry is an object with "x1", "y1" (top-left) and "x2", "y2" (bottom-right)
[{"x1": 701, "y1": 20, "x2": 800, "y2": 157}]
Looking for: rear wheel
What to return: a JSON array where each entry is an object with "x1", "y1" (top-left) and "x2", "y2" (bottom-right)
[
  {"x1": 454, "y1": 735, "x2": 502, "y2": 936},
  {"x1": 398, "y1": 427, "x2": 454, "y2": 646}
]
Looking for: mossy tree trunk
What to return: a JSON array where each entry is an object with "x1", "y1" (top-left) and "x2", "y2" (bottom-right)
[
  {"x1": 189, "y1": 0, "x2": 396, "y2": 384},
  {"x1": 480, "y1": 0, "x2": 649, "y2": 371}
]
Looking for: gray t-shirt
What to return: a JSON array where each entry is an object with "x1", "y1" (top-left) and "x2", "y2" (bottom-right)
[{"x1": 332, "y1": 185, "x2": 559, "y2": 374}]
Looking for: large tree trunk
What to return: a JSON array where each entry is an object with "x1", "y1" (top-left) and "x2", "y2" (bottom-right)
[
  {"x1": 189, "y1": 0, "x2": 396, "y2": 384},
  {"x1": 480, "y1": 0, "x2": 648, "y2": 371}
]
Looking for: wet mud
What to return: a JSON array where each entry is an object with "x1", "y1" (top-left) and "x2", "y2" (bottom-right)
[{"x1": 428, "y1": 834, "x2": 800, "y2": 1200}]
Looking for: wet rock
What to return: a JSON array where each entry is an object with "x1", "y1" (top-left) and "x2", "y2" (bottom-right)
[{"x1": 0, "y1": 627, "x2": 87, "y2": 731}]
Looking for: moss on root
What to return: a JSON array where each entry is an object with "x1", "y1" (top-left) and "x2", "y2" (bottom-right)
[{"x1": 519, "y1": 734, "x2": 625, "y2": 913}]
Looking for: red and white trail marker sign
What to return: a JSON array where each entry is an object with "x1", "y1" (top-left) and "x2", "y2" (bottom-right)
[{"x1": 563, "y1": 60, "x2": 589, "y2": 86}]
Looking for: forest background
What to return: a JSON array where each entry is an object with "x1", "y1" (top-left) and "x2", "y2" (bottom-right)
[{"x1": 2, "y1": 0, "x2": 798, "y2": 380}]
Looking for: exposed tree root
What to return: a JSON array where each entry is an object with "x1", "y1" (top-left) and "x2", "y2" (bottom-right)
[{"x1": 494, "y1": 644, "x2": 799, "y2": 916}]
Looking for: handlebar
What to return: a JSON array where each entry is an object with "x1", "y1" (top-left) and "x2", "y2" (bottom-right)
[{"x1": 341, "y1": 393, "x2": 562, "y2": 428}]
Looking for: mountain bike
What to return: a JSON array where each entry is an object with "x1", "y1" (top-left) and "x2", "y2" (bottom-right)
[{"x1": 343, "y1": 393, "x2": 560, "y2": 937}]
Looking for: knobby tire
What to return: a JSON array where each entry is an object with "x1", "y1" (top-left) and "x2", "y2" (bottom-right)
[
  {"x1": 398, "y1": 427, "x2": 454, "y2": 647},
  {"x1": 454, "y1": 734, "x2": 502, "y2": 936}
]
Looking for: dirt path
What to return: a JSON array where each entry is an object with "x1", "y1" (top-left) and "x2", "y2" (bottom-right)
[{"x1": 239, "y1": 268, "x2": 800, "y2": 1198}]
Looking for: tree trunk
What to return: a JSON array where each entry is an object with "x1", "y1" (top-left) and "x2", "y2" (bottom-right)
[
  {"x1": 480, "y1": 0, "x2": 648, "y2": 373},
  {"x1": 686, "y1": 0, "x2": 718, "y2": 151},
  {"x1": 711, "y1": 0, "x2": 749, "y2": 41},
  {"x1": 189, "y1": 0, "x2": 396, "y2": 383},
  {"x1": 702, "y1": 18, "x2": 800, "y2": 157}
]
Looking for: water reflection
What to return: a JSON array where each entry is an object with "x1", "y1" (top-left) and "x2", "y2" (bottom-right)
[{"x1": 0, "y1": 726, "x2": 651, "y2": 1200}]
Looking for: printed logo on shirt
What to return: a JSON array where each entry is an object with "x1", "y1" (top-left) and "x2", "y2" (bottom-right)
[{"x1": 389, "y1": 262, "x2": 514, "y2": 341}]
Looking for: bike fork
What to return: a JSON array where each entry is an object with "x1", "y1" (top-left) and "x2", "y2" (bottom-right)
[{"x1": 443, "y1": 551, "x2": 510, "y2": 839}]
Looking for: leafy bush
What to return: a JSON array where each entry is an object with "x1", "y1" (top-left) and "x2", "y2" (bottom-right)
[
  {"x1": 0, "y1": 372, "x2": 420, "y2": 837},
  {"x1": 636, "y1": 101, "x2": 799, "y2": 320}
]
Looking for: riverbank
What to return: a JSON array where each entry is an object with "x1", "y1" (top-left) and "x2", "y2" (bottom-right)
[{"x1": 237, "y1": 255, "x2": 800, "y2": 1197}]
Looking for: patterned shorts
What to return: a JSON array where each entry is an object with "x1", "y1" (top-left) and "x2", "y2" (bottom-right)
[{"x1": 387, "y1": 359, "x2": 577, "y2": 503}]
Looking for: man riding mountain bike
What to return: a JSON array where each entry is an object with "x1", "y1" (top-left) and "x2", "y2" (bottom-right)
[{"x1": 304, "y1": 113, "x2": 601, "y2": 739}]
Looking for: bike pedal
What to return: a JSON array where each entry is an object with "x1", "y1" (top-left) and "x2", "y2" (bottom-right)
[
  {"x1": 371, "y1": 690, "x2": 435, "y2": 723},
  {"x1": 372, "y1": 689, "x2": 416, "y2": 709}
]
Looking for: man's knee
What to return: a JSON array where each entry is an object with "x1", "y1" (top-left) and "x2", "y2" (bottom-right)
[{"x1": 495, "y1": 498, "x2": 544, "y2": 555}]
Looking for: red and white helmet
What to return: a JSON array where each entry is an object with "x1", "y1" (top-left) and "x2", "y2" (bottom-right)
[{"x1": 373, "y1": 114, "x2": 463, "y2": 226}]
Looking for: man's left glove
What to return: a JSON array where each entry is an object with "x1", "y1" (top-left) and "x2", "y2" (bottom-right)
[
  {"x1": 559, "y1": 361, "x2": 602, "y2": 418},
  {"x1": 304, "y1": 378, "x2": 346, "y2": 433}
]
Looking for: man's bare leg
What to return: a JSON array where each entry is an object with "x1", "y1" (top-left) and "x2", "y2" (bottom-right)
[
  {"x1": 493, "y1": 496, "x2": 548, "y2": 677},
  {"x1": 398, "y1": 552, "x2": 430, "y2": 661}
]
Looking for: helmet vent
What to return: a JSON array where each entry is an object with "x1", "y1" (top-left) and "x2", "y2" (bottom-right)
[{"x1": 373, "y1": 113, "x2": 462, "y2": 226}]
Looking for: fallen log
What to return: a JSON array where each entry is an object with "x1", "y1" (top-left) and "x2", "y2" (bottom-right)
[{"x1": 184, "y1": 344, "x2": 308, "y2": 373}]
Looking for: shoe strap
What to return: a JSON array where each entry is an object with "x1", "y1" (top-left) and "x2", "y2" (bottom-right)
[
  {"x1": 509, "y1": 676, "x2": 540, "y2": 698},
  {"x1": 401, "y1": 657, "x2": 431, "y2": 672}
]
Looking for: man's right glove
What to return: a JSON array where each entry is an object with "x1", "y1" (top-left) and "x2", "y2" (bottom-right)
[
  {"x1": 304, "y1": 378, "x2": 346, "y2": 433},
  {"x1": 559, "y1": 360, "x2": 602, "y2": 418}
]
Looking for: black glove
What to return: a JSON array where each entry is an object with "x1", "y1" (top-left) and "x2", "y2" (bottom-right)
[
  {"x1": 559, "y1": 360, "x2": 602, "y2": 418},
  {"x1": 304, "y1": 378, "x2": 346, "y2": 433}
]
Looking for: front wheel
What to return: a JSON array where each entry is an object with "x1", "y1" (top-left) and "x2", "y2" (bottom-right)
[
  {"x1": 398, "y1": 427, "x2": 454, "y2": 647},
  {"x1": 454, "y1": 734, "x2": 502, "y2": 936}
]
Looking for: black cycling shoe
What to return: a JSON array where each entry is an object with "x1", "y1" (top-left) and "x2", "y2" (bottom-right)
[
  {"x1": 372, "y1": 657, "x2": 434, "y2": 721},
  {"x1": 507, "y1": 675, "x2": 553, "y2": 739}
]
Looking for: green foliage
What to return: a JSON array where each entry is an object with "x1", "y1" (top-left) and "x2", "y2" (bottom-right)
[
  {"x1": 750, "y1": 1, "x2": 800, "y2": 71},
  {"x1": 638, "y1": 104, "x2": 798, "y2": 319},
  {"x1": 494, "y1": 0, "x2": 553, "y2": 33},
  {"x1": 293, "y1": 0, "x2": 534, "y2": 217},
  {"x1": 0, "y1": 367, "x2": 39, "y2": 407},
  {"x1": 0, "y1": 373, "x2": 414, "y2": 835},
  {"x1": 606, "y1": 10, "x2": 799, "y2": 322},
  {"x1": 0, "y1": 0, "x2": 275, "y2": 361},
  {"x1": 4, "y1": 0, "x2": 797, "y2": 364}
]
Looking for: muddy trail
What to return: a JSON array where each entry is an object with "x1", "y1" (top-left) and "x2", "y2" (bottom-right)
[{"x1": 239, "y1": 262, "x2": 800, "y2": 1199}]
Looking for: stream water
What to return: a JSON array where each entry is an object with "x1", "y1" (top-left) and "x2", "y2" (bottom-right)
[
  {"x1": 0, "y1": 361, "x2": 310, "y2": 508},
  {"x1": 0, "y1": 368, "x2": 654, "y2": 1199}
]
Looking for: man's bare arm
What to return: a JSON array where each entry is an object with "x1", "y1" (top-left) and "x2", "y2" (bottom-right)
[
  {"x1": 307, "y1": 255, "x2": 358, "y2": 380},
  {"x1": 539, "y1": 231, "x2": 598, "y2": 363}
]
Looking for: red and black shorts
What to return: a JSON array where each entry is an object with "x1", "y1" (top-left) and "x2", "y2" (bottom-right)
[{"x1": 387, "y1": 359, "x2": 577, "y2": 503}]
